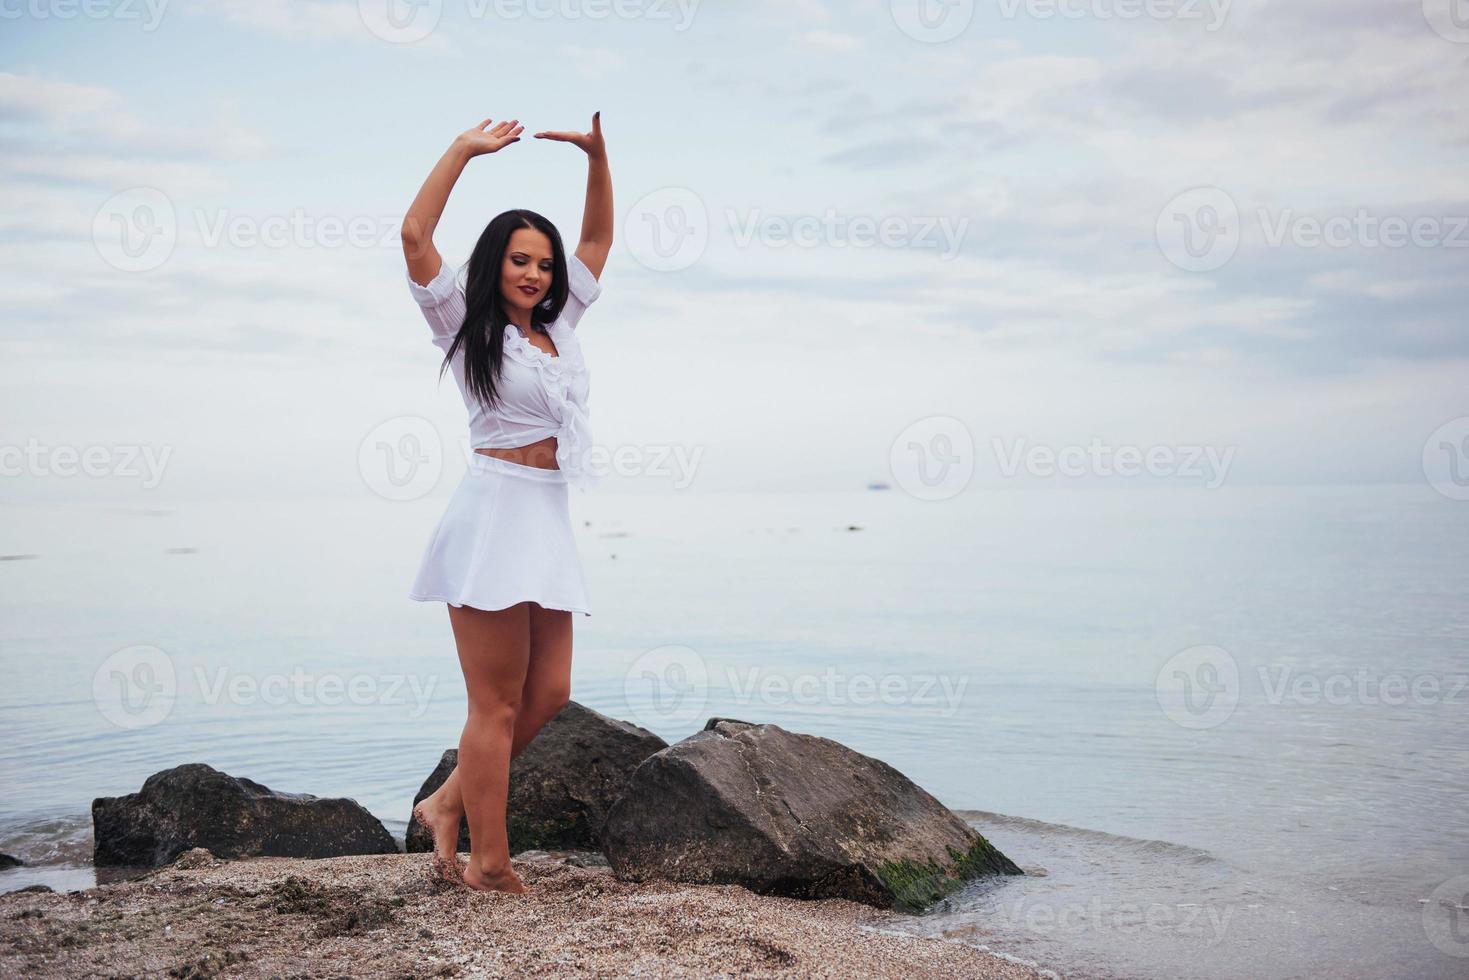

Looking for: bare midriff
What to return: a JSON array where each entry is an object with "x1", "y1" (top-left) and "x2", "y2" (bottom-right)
[{"x1": 475, "y1": 435, "x2": 558, "y2": 470}]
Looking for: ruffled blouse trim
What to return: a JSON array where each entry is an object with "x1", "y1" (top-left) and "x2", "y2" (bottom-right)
[
  {"x1": 502, "y1": 323, "x2": 579, "y2": 369},
  {"x1": 501, "y1": 324, "x2": 600, "y2": 492}
]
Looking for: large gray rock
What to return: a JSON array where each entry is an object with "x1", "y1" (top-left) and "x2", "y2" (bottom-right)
[
  {"x1": 602, "y1": 718, "x2": 1022, "y2": 912},
  {"x1": 406, "y1": 700, "x2": 667, "y2": 854},
  {"x1": 92, "y1": 764, "x2": 398, "y2": 867}
]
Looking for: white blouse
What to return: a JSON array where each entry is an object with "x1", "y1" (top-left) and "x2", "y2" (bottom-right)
[{"x1": 407, "y1": 252, "x2": 602, "y2": 491}]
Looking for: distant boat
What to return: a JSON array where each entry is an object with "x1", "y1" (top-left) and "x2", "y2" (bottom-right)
[{"x1": 866, "y1": 481, "x2": 891, "y2": 490}]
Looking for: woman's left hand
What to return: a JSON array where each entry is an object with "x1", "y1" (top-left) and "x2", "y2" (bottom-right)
[{"x1": 534, "y1": 111, "x2": 605, "y2": 158}]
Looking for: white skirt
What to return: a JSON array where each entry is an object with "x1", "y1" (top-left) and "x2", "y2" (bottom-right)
[{"x1": 408, "y1": 452, "x2": 591, "y2": 616}]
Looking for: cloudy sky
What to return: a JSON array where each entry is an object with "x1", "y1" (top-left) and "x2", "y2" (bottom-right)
[{"x1": 1, "y1": 0, "x2": 1466, "y2": 501}]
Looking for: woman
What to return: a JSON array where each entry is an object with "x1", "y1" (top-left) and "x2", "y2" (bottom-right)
[{"x1": 400, "y1": 112, "x2": 612, "y2": 894}]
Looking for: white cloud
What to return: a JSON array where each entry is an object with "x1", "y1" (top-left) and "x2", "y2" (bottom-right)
[
  {"x1": 561, "y1": 44, "x2": 627, "y2": 77},
  {"x1": 180, "y1": 0, "x2": 390, "y2": 42},
  {"x1": 0, "y1": 73, "x2": 271, "y2": 164},
  {"x1": 762, "y1": 0, "x2": 834, "y2": 23},
  {"x1": 794, "y1": 30, "x2": 864, "y2": 52},
  {"x1": 0, "y1": 72, "x2": 119, "y2": 119}
]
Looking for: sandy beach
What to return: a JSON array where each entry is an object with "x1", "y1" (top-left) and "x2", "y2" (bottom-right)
[{"x1": 0, "y1": 849, "x2": 1048, "y2": 978}]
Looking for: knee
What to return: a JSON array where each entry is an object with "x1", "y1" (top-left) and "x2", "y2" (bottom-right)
[{"x1": 467, "y1": 697, "x2": 521, "y2": 730}]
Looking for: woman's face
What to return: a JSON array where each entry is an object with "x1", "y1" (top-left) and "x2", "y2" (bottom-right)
[{"x1": 499, "y1": 227, "x2": 555, "y2": 316}]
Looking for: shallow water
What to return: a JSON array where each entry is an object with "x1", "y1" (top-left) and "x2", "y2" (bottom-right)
[
  {"x1": 888, "y1": 810, "x2": 1466, "y2": 980},
  {"x1": 1, "y1": 485, "x2": 1465, "y2": 978}
]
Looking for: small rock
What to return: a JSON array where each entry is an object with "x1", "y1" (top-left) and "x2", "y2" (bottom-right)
[
  {"x1": 172, "y1": 848, "x2": 218, "y2": 870},
  {"x1": 92, "y1": 763, "x2": 398, "y2": 868}
]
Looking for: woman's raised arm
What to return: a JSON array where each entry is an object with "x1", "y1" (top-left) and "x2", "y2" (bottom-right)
[
  {"x1": 401, "y1": 118, "x2": 524, "y2": 286},
  {"x1": 535, "y1": 112, "x2": 612, "y2": 280}
]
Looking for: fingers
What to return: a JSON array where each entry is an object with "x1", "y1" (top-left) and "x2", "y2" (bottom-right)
[
  {"x1": 539, "y1": 115, "x2": 601, "y2": 140},
  {"x1": 476, "y1": 116, "x2": 600, "y2": 138},
  {"x1": 472, "y1": 117, "x2": 596, "y2": 145}
]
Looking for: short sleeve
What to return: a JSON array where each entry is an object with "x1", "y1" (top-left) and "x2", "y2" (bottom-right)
[
  {"x1": 407, "y1": 256, "x2": 466, "y2": 351},
  {"x1": 560, "y1": 253, "x2": 603, "y2": 331}
]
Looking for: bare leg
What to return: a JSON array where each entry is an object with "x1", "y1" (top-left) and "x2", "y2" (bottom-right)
[
  {"x1": 414, "y1": 603, "x2": 574, "y2": 876},
  {"x1": 448, "y1": 600, "x2": 532, "y2": 894},
  {"x1": 517, "y1": 601, "x2": 575, "y2": 751}
]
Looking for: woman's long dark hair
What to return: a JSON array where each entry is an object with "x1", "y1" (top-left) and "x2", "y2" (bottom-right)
[{"x1": 438, "y1": 209, "x2": 571, "y2": 410}]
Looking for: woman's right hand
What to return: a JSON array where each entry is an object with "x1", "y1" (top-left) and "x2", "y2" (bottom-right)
[{"x1": 455, "y1": 118, "x2": 524, "y2": 157}]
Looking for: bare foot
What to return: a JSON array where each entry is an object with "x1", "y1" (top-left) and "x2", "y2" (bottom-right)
[
  {"x1": 463, "y1": 860, "x2": 528, "y2": 894},
  {"x1": 430, "y1": 852, "x2": 468, "y2": 886},
  {"x1": 412, "y1": 800, "x2": 468, "y2": 885}
]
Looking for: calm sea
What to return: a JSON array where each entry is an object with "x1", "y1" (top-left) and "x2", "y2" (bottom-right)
[{"x1": 2, "y1": 484, "x2": 1465, "y2": 979}]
